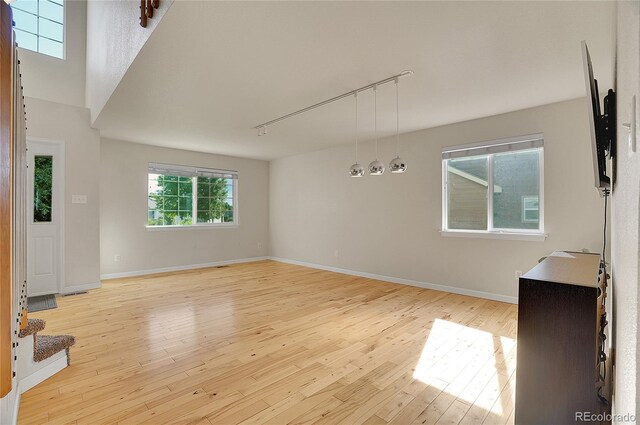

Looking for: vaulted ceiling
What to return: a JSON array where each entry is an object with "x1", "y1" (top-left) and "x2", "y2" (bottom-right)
[{"x1": 94, "y1": 1, "x2": 615, "y2": 160}]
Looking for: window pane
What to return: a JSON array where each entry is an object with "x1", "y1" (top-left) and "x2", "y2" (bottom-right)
[
  {"x1": 38, "y1": 36, "x2": 63, "y2": 58},
  {"x1": 197, "y1": 211, "x2": 212, "y2": 223},
  {"x1": 148, "y1": 174, "x2": 193, "y2": 226},
  {"x1": 33, "y1": 155, "x2": 53, "y2": 222},
  {"x1": 11, "y1": 0, "x2": 64, "y2": 58},
  {"x1": 447, "y1": 156, "x2": 488, "y2": 230},
  {"x1": 39, "y1": 17, "x2": 63, "y2": 42},
  {"x1": 39, "y1": 0, "x2": 63, "y2": 23},
  {"x1": 12, "y1": 0, "x2": 38, "y2": 15},
  {"x1": 196, "y1": 176, "x2": 234, "y2": 224},
  {"x1": 14, "y1": 28, "x2": 37, "y2": 52},
  {"x1": 493, "y1": 149, "x2": 540, "y2": 230},
  {"x1": 13, "y1": 8, "x2": 38, "y2": 34},
  {"x1": 178, "y1": 196, "x2": 192, "y2": 211}
]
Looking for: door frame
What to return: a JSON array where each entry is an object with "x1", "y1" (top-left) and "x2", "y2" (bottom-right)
[{"x1": 27, "y1": 137, "x2": 65, "y2": 295}]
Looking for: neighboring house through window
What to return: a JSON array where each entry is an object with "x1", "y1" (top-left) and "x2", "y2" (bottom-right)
[
  {"x1": 442, "y1": 134, "x2": 544, "y2": 238},
  {"x1": 11, "y1": 0, "x2": 64, "y2": 59}
]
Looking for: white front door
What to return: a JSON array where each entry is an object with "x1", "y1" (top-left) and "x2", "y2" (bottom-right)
[{"x1": 27, "y1": 140, "x2": 63, "y2": 296}]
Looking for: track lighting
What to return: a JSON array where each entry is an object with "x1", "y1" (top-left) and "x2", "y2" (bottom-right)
[{"x1": 251, "y1": 71, "x2": 414, "y2": 178}]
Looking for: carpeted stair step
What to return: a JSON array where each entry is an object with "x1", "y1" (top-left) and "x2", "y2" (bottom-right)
[
  {"x1": 34, "y1": 334, "x2": 75, "y2": 363},
  {"x1": 18, "y1": 318, "x2": 46, "y2": 338}
]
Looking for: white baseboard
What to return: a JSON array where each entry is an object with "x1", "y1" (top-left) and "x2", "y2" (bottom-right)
[
  {"x1": 100, "y1": 256, "x2": 270, "y2": 280},
  {"x1": 19, "y1": 353, "x2": 67, "y2": 394},
  {"x1": 269, "y1": 257, "x2": 518, "y2": 304},
  {"x1": 98, "y1": 254, "x2": 516, "y2": 304},
  {"x1": 12, "y1": 386, "x2": 19, "y2": 425},
  {"x1": 0, "y1": 384, "x2": 20, "y2": 425},
  {"x1": 60, "y1": 281, "x2": 101, "y2": 294}
]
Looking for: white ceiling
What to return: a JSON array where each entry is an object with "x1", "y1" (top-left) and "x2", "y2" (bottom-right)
[{"x1": 94, "y1": 1, "x2": 616, "y2": 160}]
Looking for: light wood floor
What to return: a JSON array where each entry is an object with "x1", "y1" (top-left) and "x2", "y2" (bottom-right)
[{"x1": 19, "y1": 260, "x2": 518, "y2": 425}]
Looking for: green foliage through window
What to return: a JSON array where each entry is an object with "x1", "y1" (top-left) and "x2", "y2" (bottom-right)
[
  {"x1": 33, "y1": 155, "x2": 53, "y2": 222},
  {"x1": 148, "y1": 170, "x2": 235, "y2": 227}
]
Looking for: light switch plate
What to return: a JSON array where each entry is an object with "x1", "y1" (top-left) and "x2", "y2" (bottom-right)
[{"x1": 72, "y1": 195, "x2": 87, "y2": 204}]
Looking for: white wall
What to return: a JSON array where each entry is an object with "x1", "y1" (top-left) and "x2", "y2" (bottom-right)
[
  {"x1": 18, "y1": 0, "x2": 86, "y2": 108},
  {"x1": 25, "y1": 97, "x2": 101, "y2": 293},
  {"x1": 270, "y1": 98, "x2": 603, "y2": 302},
  {"x1": 85, "y1": 0, "x2": 172, "y2": 123},
  {"x1": 100, "y1": 139, "x2": 269, "y2": 277},
  {"x1": 611, "y1": 0, "x2": 640, "y2": 418}
]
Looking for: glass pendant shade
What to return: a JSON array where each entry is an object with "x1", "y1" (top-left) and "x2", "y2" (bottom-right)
[
  {"x1": 368, "y1": 159, "x2": 385, "y2": 175},
  {"x1": 390, "y1": 156, "x2": 407, "y2": 173},
  {"x1": 349, "y1": 163, "x2": 364, "y2": 177}
]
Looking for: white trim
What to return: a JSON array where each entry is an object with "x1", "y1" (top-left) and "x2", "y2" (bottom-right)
[
  {"x1": 538, "y1": 147, "x2": 545, "y2": 233},
  {"x1": 19, "y1": 353, "x2": 67, "y2": 394},
  {"x1": 440, "y1": 229, "x2": 547, "y2": 242},
  {"x1": 100, "y1": 257, "x2": 269, "y2": 280},
  {"x1": 59, "y1": 281, "x2": 101, "y2": 294},
  {"x1": 268, "y1": 257, "x2": 517, "y2": 304},
  {"x1": 146, "y1": 223, "x2": 239, "y2": 231},
  {"x1": 11, "y1": 387, "x2": 19, "y2": 425},
  {"x1": 441, "y1": 133, "x2": 544, "y2": 158},
  {"x1": 487, "y1": 154, "x2": 494, "y2": 230},
  {"x1": 100, "y1": 256, "x2": 517, "y2": 304}
]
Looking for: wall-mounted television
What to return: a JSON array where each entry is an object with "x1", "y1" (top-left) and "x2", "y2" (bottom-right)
[{"x1": 581, "y1": 41, "x2": 616, "y2": 196}]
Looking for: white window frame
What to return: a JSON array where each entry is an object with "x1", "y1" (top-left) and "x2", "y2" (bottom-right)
[
  {"x1": 11, "y1": 0, "x2": 66, "y2": 59},
  {"x1": 146, "y1": 162, "x2": 239, "y2": 230},
  {"x1": 441, "y1": 134, "x2": 546, "y2": 241}
]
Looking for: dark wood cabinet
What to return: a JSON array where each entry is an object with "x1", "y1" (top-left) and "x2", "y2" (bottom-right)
[{"x1": 515, "y1": 251, "x2": 609, "y2": 425}]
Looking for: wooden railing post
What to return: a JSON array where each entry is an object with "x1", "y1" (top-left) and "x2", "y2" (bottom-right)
[{"x1": 0, "y1": 0, "x2": 13, "y2": 398}]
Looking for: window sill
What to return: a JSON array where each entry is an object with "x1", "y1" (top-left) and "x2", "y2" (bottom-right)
[
  {"x1": 440, "y1": 230, "x2": 547, "y2": 242},
  {"x1": 146, "y1": 224, "x2": 238, "y2": 231}
]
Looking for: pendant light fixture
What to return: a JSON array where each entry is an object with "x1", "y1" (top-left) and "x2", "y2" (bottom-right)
[
  {"x1": 368, "y1": 85, "x2": 385, "y2": 176},
  {"x1": 390, "y1": 77, "x2": 407, "y2": 173},
  {"x1": 349, "y1": 93, "x2": 364, "y2": 177}
]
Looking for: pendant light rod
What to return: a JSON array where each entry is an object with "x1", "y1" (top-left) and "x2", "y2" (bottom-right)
[
  {"x1": 374, "y1": 84, "x2": 378, "y2": 158},
  {"x1": 395, "y1": 77, "x2": 400, "y2": 155},
  {"x1": 254, "y1": 70, "x2": 413, "y2": 132},
  {"x1": 354, "y1": 93, "x2": 359, "y2": 162}
]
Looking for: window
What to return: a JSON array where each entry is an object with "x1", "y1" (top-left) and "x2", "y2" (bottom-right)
[
  {"x1": 147, "y1": 163, "x2": 237, "y2": 228},
  {"x1": 11, "y1": 0, "x2": 64, "y2": 59},
  {"x1": 33, "y1": 155, "x2": 53, "y2": 222},
  {"x1": 522, "y1": 196, "x2": 539, "y2": 223},
  {"x1": 442, "y1": 134, "x2": 544, "y2": 238}
]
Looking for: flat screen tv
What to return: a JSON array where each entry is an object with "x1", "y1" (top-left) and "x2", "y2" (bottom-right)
[{"x1": 581, "y1": 41, "x2": 616, "y2": 196}]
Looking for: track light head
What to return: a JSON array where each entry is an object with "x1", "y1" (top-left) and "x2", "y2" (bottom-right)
[
  {"x1": 390, "y1": 156, "x2": 407, "y2": 173},
  {"x1": 349, "y1": 163, "x2": 365, "y2": 177},
  {"x1": 368, "y1": 160, "x2": 385, "y2": 176}
]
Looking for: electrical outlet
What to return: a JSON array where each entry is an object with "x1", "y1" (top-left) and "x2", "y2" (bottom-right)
[
  {"x1": 257, "y1": 242, "x2": 262, "y2": 250},
  {"x1": 515, "y1": 270, "x2": 523, "y2": 280},
  {"x1": 334, "y1": 250, "x2": 339, "y2": 258},
  {"x1": 114, "y1": 254, "x2": 121, "y2": 262}
]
